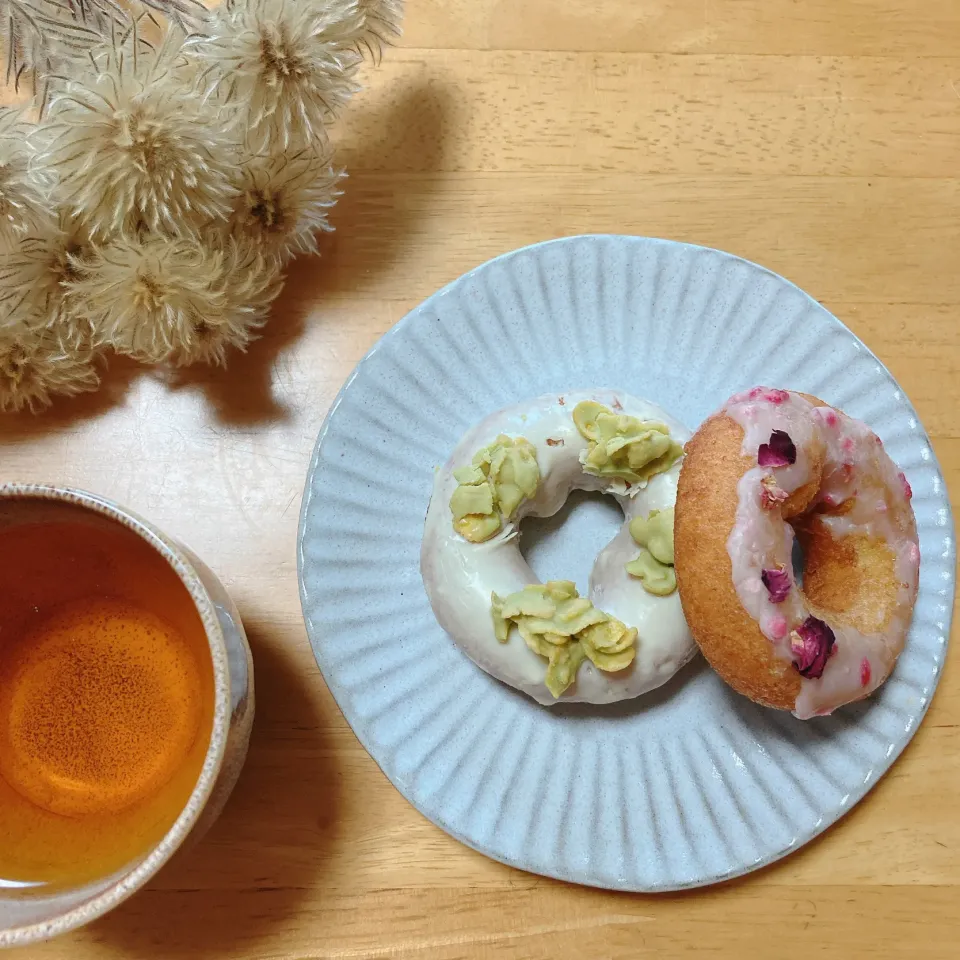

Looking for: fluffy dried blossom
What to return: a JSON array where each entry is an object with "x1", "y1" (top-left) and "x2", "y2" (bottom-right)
[
  {"x1": 0, "y1": 215, "x2": 94, "y2": 345},
  {"x1": 188, "y1": 0, "x2": 368, "y2": 153},
  {"x1": 354, "y1": 0, "x2": 403, "y2": 56},
  {"x1": 0, "y1": 109, "x2": 52, "y2": 249},
  {"x1": 230, "y1": 148, "x2": 343, "y2": 260},
  {"x1": 138, "y1": 0, "x2": 209, "y2": 35},
  {"x1": 40, "y1": 32, "x2": 238, "y2": 242},
  {"x1": 0, "y1": 0, "x2": 119, "y2": 108},
  {"x1": 69, "y1": 233, "x2": 283, "y2": 366},
  {"x1": 0, "y1": 321, "x2": 100, "y2": 412},
  {"x1": 0, "y1": 0, "x2": 402, "y2": 413}
]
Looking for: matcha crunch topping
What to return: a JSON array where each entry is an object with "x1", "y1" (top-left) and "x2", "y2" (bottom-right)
[{"x1": 491, "y1": 581, "x2": 637, "y2": 697}]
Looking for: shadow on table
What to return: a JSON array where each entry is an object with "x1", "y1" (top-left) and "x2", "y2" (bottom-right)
[
  {"x1": 307, "y1": 75, "x2": 455, "y2": 298},
  {"x1": 91, "y1": 623, "x2": 339, "y2": 958},
  {"x1": 157, "y1": 76, "x2": 455, "y2": 426},
  {"x1": 162, "y1": 256, "x2": 322, "y2": 427},
  {"x1": 0, "y1": 355, "x2": 144, "y2": 445}
]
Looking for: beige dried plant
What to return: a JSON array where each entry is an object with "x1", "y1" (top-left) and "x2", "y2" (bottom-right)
[
  {"x1": 230, "y1": 147, "x2": 343, "y2": 261},
  {"x1": 0, "y1": 323, "x2": 100, "y2": 412},
  {"x1": 69, "y1": 232, "x2": 283, "y2": 366},
  {"x1": 40, "y1": 32, "x2": 239, "y2": 242},
  {"x1": 0, "y1": 0, "x2": 402, "y2": 411}
]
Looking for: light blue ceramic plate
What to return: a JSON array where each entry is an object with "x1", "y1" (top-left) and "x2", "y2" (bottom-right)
[{"x1": 297, "y1": 236, "x2": 954, "y2": 891}]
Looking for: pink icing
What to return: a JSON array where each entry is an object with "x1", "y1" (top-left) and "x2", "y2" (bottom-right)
[
  {"x1": 768, "y1": 615, "x2": 789, "y2": 640},
  {"x1": 724, "y1": 388, "x2": 920, "y2": 719}
]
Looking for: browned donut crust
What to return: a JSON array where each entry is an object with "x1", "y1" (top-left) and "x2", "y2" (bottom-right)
[
  {"x1": 675, "y1": 398, "x2": 906, "y2": 711},
  {"x1": 675, "y1": 413, "x2": 800, "y2": 708}
]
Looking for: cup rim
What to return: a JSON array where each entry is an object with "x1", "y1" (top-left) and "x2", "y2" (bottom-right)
[{"x1": 0, "y1": 483, "x2": 232, "y2": 947}]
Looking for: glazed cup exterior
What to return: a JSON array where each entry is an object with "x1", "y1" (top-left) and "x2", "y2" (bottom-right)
[{"x1": 0, "y1": 484, "x2": 254, "y2": 947}]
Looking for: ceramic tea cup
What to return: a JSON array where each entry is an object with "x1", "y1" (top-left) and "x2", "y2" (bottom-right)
[{"x1": 0, "y1": 483, "x2": 254, "y2": 947}]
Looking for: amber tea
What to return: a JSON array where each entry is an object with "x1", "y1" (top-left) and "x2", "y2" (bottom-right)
[{"x1": 0, "y1": 502, "x2": 214, "y2": 890}]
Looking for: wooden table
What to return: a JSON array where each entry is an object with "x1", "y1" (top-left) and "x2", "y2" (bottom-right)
[{"x1": 5, "y1": 1, "x2": 959, "y2": 956}]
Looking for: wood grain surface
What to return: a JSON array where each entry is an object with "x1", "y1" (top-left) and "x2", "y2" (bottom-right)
[{"x1": 4, "y1": 1, "x2": 960, "y2": 957}]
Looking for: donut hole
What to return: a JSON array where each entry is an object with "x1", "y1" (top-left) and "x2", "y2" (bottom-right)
[
  {"x1": 790, "y1": 533, "x2": 806, "y2": 587},
  {"x1": 520, "y1": 490, "x2": 622, "y2": 593},
  {"x1": 796, "y1": 522, "x2": 900, "y2": 633}
]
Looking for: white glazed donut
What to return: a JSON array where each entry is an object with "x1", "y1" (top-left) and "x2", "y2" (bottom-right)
[{"x1": 421, "y1": 390, "x2": 697, "y2": 705}]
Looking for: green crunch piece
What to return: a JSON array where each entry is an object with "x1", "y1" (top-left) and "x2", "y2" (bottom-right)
[
  {"x1": 625, "y1": 549, "x2": 677, "y2": 596},
  {"x1": 454, "y1": 512, "x2": 501, "y2": 542},
  {"x1": 545, "y1": 642, "x2": 587, "y2": 699},
  {"x1": 579, "y1": 619, "x2": 635, "y2": 655},
  {"x1": 634, "y1": 440, "x2": 684, "y2": 484},
  {"x1": 572, "y1": 402, "x2": 683, "y2": 486},
  {"x1": 581, "y1": 644, "x2": 636, "y2": 673},
  {"x1": 490, "y1": 581, "x2": 639, "y2": 697},
  {"x1": 557, "y1": 597, "x2": 593, "y2": 622},
  {"x1": 451, "y1": 434, "x2": 541, "y2": 541},
  {"x1": 517, "y1": 621, "x2": 556, "y2": 659},
  {"x1": 629, "y1": 506, "x2": 675, "y2": 565},
  {"x1": 500, "y1": 585, "x2": 556, "y2": 620},
  {"x1": 453, "y1": 464, "x2": 486, "y2": 485},
  {"x1": 495, "y1": 483, "x2": 521, "y2": 520},
  {"x1": 545, "y1": 580, "x2": 577, "y2": 601},
  {"x1": 580, "y1": 621, "x2": 637, "y2": 671},
  {"x1": 489, "y1": 437, "x2": 539, "y2": 499},
  {"x1": 450, "y1": 482, "x2": 494, "y2": 522},
  {"x1": 491, "y1": 593, "x2": 510, "y2": 643},
  {"x1": 572, "y1": 400, "x2": 607, "y2": 441}
]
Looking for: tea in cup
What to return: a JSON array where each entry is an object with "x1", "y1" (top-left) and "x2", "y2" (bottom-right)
[{"x1": 0, "y1": 484, "x2": 253, "y2": 946}]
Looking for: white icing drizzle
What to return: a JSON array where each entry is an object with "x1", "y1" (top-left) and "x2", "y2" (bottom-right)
[
  {"x1": 724, "y1": 387, "x2": 920, "y2": 719},
  {"x1": 421, "y1": 390, "x2": 696, "y2": 705}
]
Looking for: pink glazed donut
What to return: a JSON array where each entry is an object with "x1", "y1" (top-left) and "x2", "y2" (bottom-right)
[{"x1": 674, "y1": 387, "x2": 920, "y2": 719}]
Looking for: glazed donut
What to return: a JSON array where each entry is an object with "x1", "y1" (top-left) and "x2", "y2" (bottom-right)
[
  {"x1": 421, "y1": 390, "x2": 697, "y2": 705},
  {"x1": 674, "y1": 387, "x2": 920, "y2": 719}
]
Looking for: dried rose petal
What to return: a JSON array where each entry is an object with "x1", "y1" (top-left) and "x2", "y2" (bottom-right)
[
  {"x1": 899, "y1": 471, "x2": 913, "y2": 499},
  {"x1": 823, "y1": 409, "x2": 839, "y2": 428},
  {"x1": 748, "y1": 387, "x2": 764, "y2": 400},
  {"x1": 761, "y1": 567, "x2": 791, "y2": 603},
  {"x1": 860, "y1": 657, "x2": 872, "y2": 688},
  {"x1": 790, "y1": 616, "x2": 836, "y2": 679},
  {"x1": 757, "y1": 430, "x2": 797, "y2": 467},
  {"x1": 760, "y1": 474, "x2": 788, "y2": 509},
  {"x1": 764, "y1": 389, "x2": 790, "y2": 404}
]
